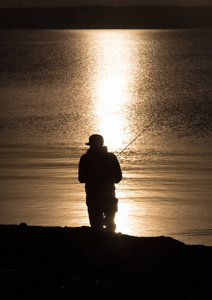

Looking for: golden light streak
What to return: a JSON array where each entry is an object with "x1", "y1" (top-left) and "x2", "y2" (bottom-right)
[{"x1": 90, "y1": 31, "x2": 137, "y2": 233}]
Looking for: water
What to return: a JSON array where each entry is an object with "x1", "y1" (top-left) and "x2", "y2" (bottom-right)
[{"x1": 0, "y1": 29, "x2": 212, "y2": 246}]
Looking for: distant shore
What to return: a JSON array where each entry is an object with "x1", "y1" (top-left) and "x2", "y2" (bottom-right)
[
  {"x1": 0, "y1": 6, "x2": 212, "y2": 29},
  {"x1": 0, "y1": 224, "x2": 211, "y2": 299}
]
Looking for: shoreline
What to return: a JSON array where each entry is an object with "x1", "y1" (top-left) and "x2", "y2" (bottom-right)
[
  {"x1": 1, "y1": 6, "x2": 212, "y2": 29},
  {"x1": 0, "y1": 224, "x2": 211, "y2": 299}
]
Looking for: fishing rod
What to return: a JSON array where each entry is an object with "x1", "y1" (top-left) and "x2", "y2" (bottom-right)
[{"x1": 117, "y1": 113, "x2": 162, "y2": 157}]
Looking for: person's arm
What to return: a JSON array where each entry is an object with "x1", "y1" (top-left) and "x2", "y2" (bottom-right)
[
  {"x1": 112, "y1": 154, "x2": 122, "y2": 184},
  {"x1": 78, "y1": 155, "x2": 87, "y2": 183}
]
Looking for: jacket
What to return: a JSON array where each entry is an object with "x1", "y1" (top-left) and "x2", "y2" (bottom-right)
[{"x1": 78, "y1": 146, "x2": 122, "y2": 193}]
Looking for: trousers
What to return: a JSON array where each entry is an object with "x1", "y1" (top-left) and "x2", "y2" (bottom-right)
[{"x1": 86, "y1": 189, "x2": 118, "y2": 231}]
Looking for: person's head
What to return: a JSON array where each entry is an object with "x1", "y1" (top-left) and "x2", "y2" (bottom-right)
[{"x1": 86, "y1": 134, "x2": 104, "y2": 148}]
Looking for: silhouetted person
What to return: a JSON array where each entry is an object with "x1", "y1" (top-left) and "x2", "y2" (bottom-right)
[{"x1": 78, "y1": 134, "x2": 122, "y2": 232}]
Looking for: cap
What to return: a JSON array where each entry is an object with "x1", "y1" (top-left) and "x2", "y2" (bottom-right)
[{"x1": 86, "y1": 134, "x2": 104, "y2": 146}]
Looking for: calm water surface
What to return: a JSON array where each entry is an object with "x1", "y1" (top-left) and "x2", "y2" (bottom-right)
[{"x1": 0, "y1": 29, "x2": 212, "y2": 245}]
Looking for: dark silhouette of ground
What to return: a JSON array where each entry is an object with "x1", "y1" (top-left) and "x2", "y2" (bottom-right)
[
  {"x1": 0, "y1": 6, "x2": 212, "y2": 29},
  {"x1": 0, "y1": 224, "x2": 211, "y2": 299}
]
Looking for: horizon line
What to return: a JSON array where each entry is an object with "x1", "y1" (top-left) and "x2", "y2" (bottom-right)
[{"x1": 1, "y1": 4, "x2": 212, "y2": 9}]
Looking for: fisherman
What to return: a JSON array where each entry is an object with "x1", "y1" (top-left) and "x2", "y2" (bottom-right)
[{"x1": 78, "y1": 134, "x2": 122, "y2": 231}]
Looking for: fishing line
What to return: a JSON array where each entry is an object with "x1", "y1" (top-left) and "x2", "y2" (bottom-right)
[
  {"x1": 117, "y1": 112, "x2": 162, "y2": 157},
  {"x1": 116, "y1": 104, "x2": 196, "y2": 157}
]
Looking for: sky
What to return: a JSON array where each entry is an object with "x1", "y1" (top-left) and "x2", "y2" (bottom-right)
[{"x1": 1, "y1": 0, "x2": 212, "y2": 8}]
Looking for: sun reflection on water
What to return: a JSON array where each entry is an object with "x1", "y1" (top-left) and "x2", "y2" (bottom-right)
[
  {"x1": 89, "y1": 31, "x2": 137, "y2": 232},
  {"x1": 96, "y1": 75, "x2": 128, "y2": 151},
  {"x1": 91, "y1": 31, "x2": 134, "y2": 153}
]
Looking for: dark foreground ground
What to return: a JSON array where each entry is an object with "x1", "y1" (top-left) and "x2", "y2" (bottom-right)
[{"x1": 0, "y1": 224, "x2": 211, "y2": 299}]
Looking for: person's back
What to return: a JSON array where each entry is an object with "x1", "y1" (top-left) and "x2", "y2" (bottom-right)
[
  {"x1": 78, "y1": 145, "x2": 122, "y2": 191},
  {"x1": 78, "y1": 134, "x2": 122, "y2": 231}
]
